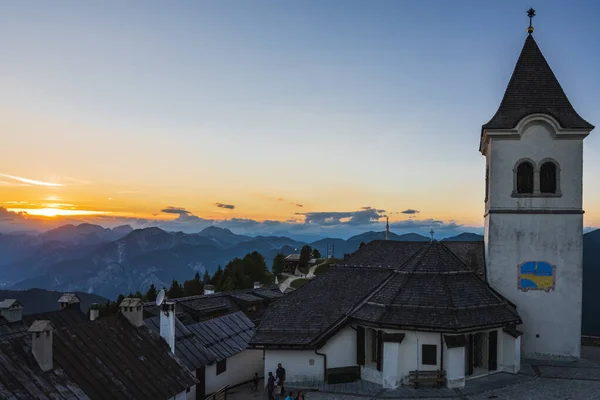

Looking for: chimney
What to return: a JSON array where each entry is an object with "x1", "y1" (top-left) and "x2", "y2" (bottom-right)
[
  {"x1": 58, "y1": 293, "x2": 81, "y2": 310},
  {"x1": 203, "y1": 284, "x2": 215, "y2": 295},
  {"x1": 89, "y1": 303, "x2": 99, "y2": 321},
  {"x1": 28, "y1": 320, "x2": 53, "y2": 372},
  {"x1": 160, "y1": 301, "x2": 176, "y2": 354},
  {"x1": 119, "y1": 298, "x2": 144, "y2": 327},
  {"x1": 253, "y1": 281, "x2": 261, "y2": 289},
  {"x1": 0, "y1": 299, "x2": 23, "y2": 322}
]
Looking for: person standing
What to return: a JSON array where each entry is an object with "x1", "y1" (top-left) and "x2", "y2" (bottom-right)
[
  {"x1": 267, "y1": 372, "x2": 276, "y2": 400},
  {"x1": 276, "y1": 363, "x2": 286, "y2": 394},
  {"x1": 251, "y1": 372, "x2": 259, "y2": 392}
]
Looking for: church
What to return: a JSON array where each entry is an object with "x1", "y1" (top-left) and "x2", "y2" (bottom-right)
[{"x1": 250, "y1": 11, "x2": 594, "y2": 389}]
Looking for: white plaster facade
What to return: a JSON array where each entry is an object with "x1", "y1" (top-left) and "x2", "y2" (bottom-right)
[
  {"x1": 205, "y1": 349, "x2": 263, "y2": 394},
  {"x1": 482, "y1": 115, "x2": 591, "y2": 359},
  {"x1": 263, "y1": 325, "x2": 521, "y2": 390},
  {"x1": 263, "y1": 326, "x2": 356, "y2": 383}
]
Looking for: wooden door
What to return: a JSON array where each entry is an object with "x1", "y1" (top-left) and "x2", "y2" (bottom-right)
[{"x1": 488, "y1": 330, "x2": 498, "y2": 371}]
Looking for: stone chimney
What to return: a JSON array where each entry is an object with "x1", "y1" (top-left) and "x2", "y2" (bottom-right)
[
  {"x1": 58, "y1": 293, "x2": 81, "y2": 310},
  {"x1": 119, "y1": 298, "x2": 144, "y2": 327},
  {"x1": 203, "y1": 284, "x2": 215, "y2": 295},
  {"x1": 253, "y1": 281, "x2": 261, "y2": 289},
  {"x1": 0, "y1": 299, "x2": 23, "y2": 322},
  {"x1": 160, "y1": 301, "x2": 176, "y2": 354},
  {"x1": 28, "y1": 320, "x2": 54, "y2": 372},
  {"x1": 89, "y1": 303, "x2": 100, "y2": 321}
]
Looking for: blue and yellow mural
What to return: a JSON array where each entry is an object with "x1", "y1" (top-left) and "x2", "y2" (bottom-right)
[{"x1": 517, "y1": 261, "x2": 555, "y2": 292}]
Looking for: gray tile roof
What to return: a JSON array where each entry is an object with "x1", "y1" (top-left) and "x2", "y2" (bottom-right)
[
  {"x1": 144, "y1": 315, "x2": 216, "y2": 370},
  {"x1": 57, "y1": 293, "x2": 80, "y2": 304},
  {"x1": 0, "y1": 315, "x2": 197, "y2": 400},
  {"x1": 145, "y1": 310, "x2": 256, "y2": 368},
  {"x1": 119, "y1": 298, "x2": 144, "y2": 308},
  {"x1": 482, "y1": 35, "x2": 594, "y2": 133},
  {"x1": 187, "y1": 311, "x2": 255, "y2": 362},
  {"x1": 0, "y1": 299, "x2": 21, "y2": 309},
  {"x1": 251, "y1": 266, "x2": 392, "y2": 347},
  {"x1": 350, "y1": 241, "x2": 520, "y2": 331},
  {"x1": 253, "y1": 241, "x2": 521, "y2": 347},
  {"x1": 0, "y1": 307, "x2": 88, "y2": 340}
]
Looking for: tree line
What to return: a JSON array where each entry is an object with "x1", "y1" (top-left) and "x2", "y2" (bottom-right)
[{"x1": 96, "y1": 250, "x2": 280, "y2": 318}]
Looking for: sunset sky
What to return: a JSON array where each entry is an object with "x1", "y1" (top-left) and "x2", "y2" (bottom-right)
[{"x1": 2, "y1": 1, "x2": 600, "y2": 239}]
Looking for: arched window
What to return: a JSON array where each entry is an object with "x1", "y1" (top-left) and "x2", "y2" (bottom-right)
[
  {"x1": 516, "y1": 161, "x2": 534, "y2": 194},
  {"x1": 540, "y1": 161, "x2": 557, "y2": 193},
  {"x1": 485, "y1": 166, "x2": 489, "y2": 202}
]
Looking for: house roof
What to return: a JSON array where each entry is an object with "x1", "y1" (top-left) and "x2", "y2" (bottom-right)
[
  {"x1": 482, "y1": 34, "x2": 594, "y2": 134},
  {"x1": 0, "y1": 299, "x2": 21, "y2": 309},
  {"x1": 144, "y1": 287, "x2": 283, "y2": 324},
  {"x1": 251, "y1": 266, "x2": 392, "y2": 347},
  {"x1": 144, "y1": 315, "x2": 216, "y2": 370},
  {"x1": 0, "y1": 307, "x2": 88, "y2": 341},
  {"x1": 349, "y1": 241, "x2": 519, "y2": 331},
  {"x1": 186, "y1": 311, "x2": 255, "y2": 362},
  {"x1": 145, "y1": 310, "x2": 256, "y2": 368},
  {"x1": 119, "y1": 298, "x2": 144, "y2": 308},
  {"x1": 0, "y1": 315, "x2": 197, "y2": 400},
  {"x1": 28, "y1": 320, "x2": 53, "y2": 333},
  {"x1": 57, "y1": 293, "x2": 80, "y2": 304},
  {"x1": 252, "y1": 241, "x2": 520, "y2": 347},
  {"x1": 342, "y1": 240, "x2": 485, "y2": 278}
]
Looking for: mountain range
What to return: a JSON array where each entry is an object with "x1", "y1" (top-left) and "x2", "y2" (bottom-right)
[{"x1": 0, "y1": 223, "x2": 598, "y2": 336}]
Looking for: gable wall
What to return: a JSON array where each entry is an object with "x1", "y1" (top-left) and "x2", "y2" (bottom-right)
[{"x1": 205, "y1": 349, "x2": 263, "y2": 394}]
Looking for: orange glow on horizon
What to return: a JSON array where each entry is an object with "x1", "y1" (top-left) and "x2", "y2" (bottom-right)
[{"x1": 7, "y1": 207, "x2": 112, "y2": 217}]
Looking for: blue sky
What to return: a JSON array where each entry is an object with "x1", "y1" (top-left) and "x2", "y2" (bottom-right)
[{"x1": 1, "y1": 1, "x2": 599, "y2": 239}]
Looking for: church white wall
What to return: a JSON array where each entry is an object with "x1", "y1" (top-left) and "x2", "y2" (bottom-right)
[
  {"x1": 320, "y1": 326, "x2": 356, "y2": 369},
  {"x1": 264, "y1": 350, "x2": 325, "y2": 383},
  {"x1": 501, "y1": 332, "x2": 521, "y2": 374},
  {"x1": 186, "y1": 384, "x2": 195, "y2": 400},
  {"x1": 443, "y1": 343, "x2": 465, "y2": 388},
  {"x1": 206, "y1": 349, "x2": 263, "y2": 394},
  {"x1": 485, "y1": 213, "x2": 582, "y2": 359},
  {"x1": 484, "y1": 121, "x2": 584, "y2": 360}
]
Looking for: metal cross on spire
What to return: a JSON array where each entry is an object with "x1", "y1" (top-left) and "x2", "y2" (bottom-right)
[
  {"x1": 527, "y1": 8, "x2": 536, "y2": 35},
  {"x1": 429, "y1": 228, "x2": 435, "y2": 241}
]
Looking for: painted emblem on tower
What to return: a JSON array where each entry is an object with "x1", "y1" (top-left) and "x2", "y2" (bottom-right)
[{"x1": 517, "y1": 261, "x2": 556, "y2": 292}]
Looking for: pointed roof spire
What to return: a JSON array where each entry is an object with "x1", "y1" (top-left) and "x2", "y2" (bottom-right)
[
  {"x1": 481, "y1": 10, "x2": 594, "y2": 141},
  {"x1": 385, "y1": 216, "x2": 389, "y2": 241}
]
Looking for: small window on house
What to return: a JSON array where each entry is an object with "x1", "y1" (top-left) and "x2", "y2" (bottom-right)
[
  {"x1": 516, "y1": 161, "x2": 534, "y2": 194},
  {"x1": 540, "y1": 161, "x2": 557, "y2": 194},
  {"x1": 309, "y1": 359, "x2": 315, "y2": 366},
  {"x1": 422, "y1": 344, "x2": 437, "y2": 366},
  {"x1": 216, "y1": 359, "x2": 226, "y2": 375}
]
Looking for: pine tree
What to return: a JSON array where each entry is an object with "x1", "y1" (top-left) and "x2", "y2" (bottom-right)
[{"x1": 145, "y1": 284, "x2": 158, "y2": 302}]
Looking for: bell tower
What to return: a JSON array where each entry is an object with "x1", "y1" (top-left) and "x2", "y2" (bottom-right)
[{"x1": 481, "y1": 10, "x2": 594, "y2": 360}]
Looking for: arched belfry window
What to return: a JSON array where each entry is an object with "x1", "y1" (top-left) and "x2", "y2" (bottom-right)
[
  {"x1": 540, "y1": 160, "x2": 559, "y2": 194},
  {"x1": 516, "y1": 161, "x2": 534, "y2": 194}
]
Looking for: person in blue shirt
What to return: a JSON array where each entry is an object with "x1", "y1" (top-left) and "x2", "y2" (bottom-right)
[{"x1": 284, "y1": 391, "x2": 295, "y2": 400}]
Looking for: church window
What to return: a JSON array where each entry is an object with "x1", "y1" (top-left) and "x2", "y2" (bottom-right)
[
  {"x1": 422, "y1": 344, "x2": 437, "y2": 365},
  {"x1": 540, "y1": 161, "x2": 558, "y2": 193},
  {"x1": 516, "y1": 161, "x2": 534, "y2": 194}
]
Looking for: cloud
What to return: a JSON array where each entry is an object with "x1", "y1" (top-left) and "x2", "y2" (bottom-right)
[
  {"x1": 0, "y1": 173, "x2": 63, "y2": 187},
  {"x1": 161, "y1": 207, "x2": 191, "y2": 216},
  {"x1": 298, "y1": 207, "x2": 386, "y2": 226},
  {"x1": 401, "y1": 209, "x2": 420, "y2": 215},
  {"x1": 216, "y1": 203, "x2": 235, "y2": 210},
  {"x1": 293, "y1": 203, "x2": 303, "y2": 208}
]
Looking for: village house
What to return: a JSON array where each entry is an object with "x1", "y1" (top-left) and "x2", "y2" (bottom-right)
[
  {"x1": 251, "y1": 15, "x2": 593, "y2": 390},
  {"x1": 0, "y1": 302, "x2": 198, "y2": 399},
  {"x1": 139, "y1": 285, "x2": 286, "y2": 397},
  {"x1": 0, "y1": 293, "x2": 88, "y2": 340}
]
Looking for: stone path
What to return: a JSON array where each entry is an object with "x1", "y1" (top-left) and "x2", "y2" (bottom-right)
[{"x1": 278, "y1": 262, "x2": 326, "y2": 292}]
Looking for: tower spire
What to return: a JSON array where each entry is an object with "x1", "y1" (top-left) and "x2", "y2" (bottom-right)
[
  {"x1": 429, "y1": 228, "x2": 435, "y2": 242},
  {"x1": 385, "y1": 217, "x2": 389, "y2": 241},
  {"x1": 527, "y1": 8, "x2": 535, "y2": 35}
]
